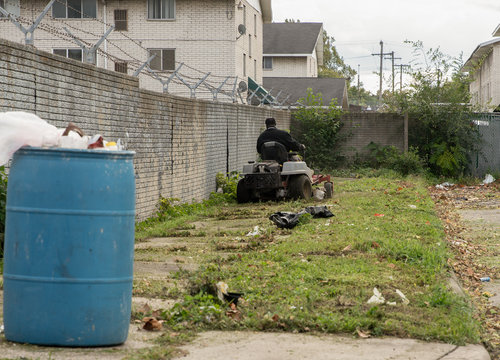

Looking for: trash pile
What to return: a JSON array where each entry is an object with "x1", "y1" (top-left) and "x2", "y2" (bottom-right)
[
  {"x1": 0, "y1": 111, "x2": 125, "y2": 166},
  {"x1": 269, "y1": 205, "x2": 334, "y2": 229}
]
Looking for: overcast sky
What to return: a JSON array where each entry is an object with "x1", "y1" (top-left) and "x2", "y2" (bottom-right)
[{"x1": 271, "y1": 0, "x2": 500, "y2": 93}]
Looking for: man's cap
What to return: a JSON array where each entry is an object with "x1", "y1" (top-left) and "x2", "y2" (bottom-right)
[{"x1": 265, "y1": 118, "x2": 276, "y2": 127}]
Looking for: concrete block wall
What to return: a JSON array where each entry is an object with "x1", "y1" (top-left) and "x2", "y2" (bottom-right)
[
  {"x1": 340, "y1": 112, "x2": 405, "y2": 159},
  {"x1": 0, "y1": 38, "x2": 289, "y2": 220}
]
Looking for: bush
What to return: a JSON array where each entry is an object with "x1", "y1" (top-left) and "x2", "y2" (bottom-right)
[
  {"x1": 365, "y1": 143, "x2": 424, "y2": 176},
  {"x1": 215, "y1": 171, "x2": 240, "y2": 199},
  {"x1": 383, "y1": 42, "x2": 481, "y2": 177},
  {"x1": 291, "y1": 89, "x2": 347, "y2": 170}
]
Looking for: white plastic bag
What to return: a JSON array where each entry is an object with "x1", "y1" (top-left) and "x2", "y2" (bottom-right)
[{"x1": 0, "y1": 112, "x2": 60, "y2": 165}]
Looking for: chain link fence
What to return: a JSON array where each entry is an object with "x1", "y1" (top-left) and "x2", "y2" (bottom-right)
[{"x1": 469, "y1": 113, "x2": 500, "y2": 177}]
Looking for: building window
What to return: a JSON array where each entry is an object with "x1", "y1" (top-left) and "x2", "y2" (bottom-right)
[
  {"x1": 263, "y1": 56, "x2": 272, "y2": 70},
  {"x1": 114, "y1": 9, "x2": 127, "y2": 31},
  {"x1": 254, "y1": 59, "x2": 257, "y2": 78},
  {"x1": 243, "y1": 54, "x2": 246, "y2": 77},
  {"x1": 242, "y1": 4, "x2": 246, "y2": 26},
  {"x1": 149, "y1": 49, "x2": 175, "y2": 71},
  {"x1": 115, "y1": 62, "x2": 128, "y2": 74},
  {"x1": 53, "y1": 0, "x2": 96, "y2": 19},
  {"x1": 248, "y1": 34, "x2": 251, "y2": 57},
  {"x1": 254, "y1": 14, "x2": 257, "y2": 35},
  {"x1": 53, "y1": 48, "x2": 83, "y2": 62},
  {"x1": 148, "y1": 0, "x2": 174, "y2": 19}
]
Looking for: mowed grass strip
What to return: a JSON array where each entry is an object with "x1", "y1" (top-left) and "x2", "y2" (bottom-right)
[{"x1": 136, "y1": 176, "x2": 481, "y2": 345}]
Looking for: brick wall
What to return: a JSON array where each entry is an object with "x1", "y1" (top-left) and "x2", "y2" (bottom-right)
[{"x1": 0, "y1": 38, "x2": 289, "y2": 220}]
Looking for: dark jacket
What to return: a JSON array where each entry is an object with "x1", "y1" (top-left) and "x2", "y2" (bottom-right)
[{"x1": 256, "y1": 127, "x2": 302, "y2": 154}]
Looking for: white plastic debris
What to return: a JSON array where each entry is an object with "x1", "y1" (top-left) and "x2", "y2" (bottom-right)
[
  {"x1": 246, "y1": 225, "x2": 262, "y2": 237},
  {"x1": 367, "y1": 287, "x2": 385, "y2": 305},
  {"x1": 0, "y1": 112, "x2": 60, "y2": 165},
  {"x1": 313, "y1": 189, "x2": 325, "y2": 200},
  {"x1": 395, "y1": 289, "x2": 410, "y2": 305},
  {"x1": 435, "y1": 182, "x2": 454, "y2": 190},
  {"x1": 58, "y1": 129, "x2": 88, "y2": 149},
  {"x1": 215, "y1": 281, "x2": 229, "y2": 302},
  {"x1": 408, "y1": 205, "x2": 417, "y2": 209},
  {"x1": 482, "y1": 174, "x2": 495, "y2": 185}
]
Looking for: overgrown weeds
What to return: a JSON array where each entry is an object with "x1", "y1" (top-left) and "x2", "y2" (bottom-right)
[{"x1": 136, "y1": 175, "x2": 481, "y2": 346}]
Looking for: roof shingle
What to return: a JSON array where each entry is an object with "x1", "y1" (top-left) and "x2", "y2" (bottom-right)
[{"x1": 263, "y1": 23, "x2": 323, "y2": 55}]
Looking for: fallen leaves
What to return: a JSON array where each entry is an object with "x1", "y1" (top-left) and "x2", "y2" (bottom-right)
[
  {"x1": 142, "y1": 317, "x2": 162, "y2": 331},
  {"x1": 430, "y1": 183, "x2": 500, "y2": 355},
  {"x1": 356, "y1": 328, "x2": 371, "y2": 338}
]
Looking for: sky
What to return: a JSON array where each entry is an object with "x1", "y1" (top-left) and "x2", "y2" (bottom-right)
[{"x1": 271, "y1": 0, "x2": 500, "y2": 94}]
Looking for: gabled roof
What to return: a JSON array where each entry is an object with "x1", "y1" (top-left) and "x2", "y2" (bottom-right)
[
  {"x1": 263, "y1": 77, "x2": 348, "y2": 109},
  {"x1": 493, "y1": 23, "x2": 500, "y2": 37},
  {"x1": 463, "y1": 38, "x2": 500, "y2": 70},
  {"x1": 263, "y1": 22, "x2": 323, "y2": 56}
]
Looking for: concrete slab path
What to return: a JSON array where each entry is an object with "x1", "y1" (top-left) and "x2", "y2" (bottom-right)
[{"x1": 176, "y1": 331, "x2": 491, "y2": 360}]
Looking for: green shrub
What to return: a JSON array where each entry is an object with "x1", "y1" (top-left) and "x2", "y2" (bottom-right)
[
  {"x1": 291, "y1": 89, "x2": 347, "y2": 170},
  {"x1": 365, "y1": 143, "x2": 424, "y2": 176},
  {"x1": 215, "y1": 171, "x2": 240, "y2": 199}
]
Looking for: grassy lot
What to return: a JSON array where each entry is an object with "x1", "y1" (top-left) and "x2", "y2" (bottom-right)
[{"x1": 132, "y1": 175, "x2": 481, "y2": 358}]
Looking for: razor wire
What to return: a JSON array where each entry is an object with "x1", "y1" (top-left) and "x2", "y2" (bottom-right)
[{"x1": 0, "y1": 0, "x2": 299, "y2": 107}]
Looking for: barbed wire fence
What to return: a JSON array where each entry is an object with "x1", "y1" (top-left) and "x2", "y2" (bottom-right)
[{"x1": 0, "y1": 0, "x2": 300, "y2": 108}]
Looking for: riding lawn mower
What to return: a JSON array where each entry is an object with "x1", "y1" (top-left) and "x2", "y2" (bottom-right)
[{"x1": 236, "y1": 141, "x2": 333, "y2": 203}]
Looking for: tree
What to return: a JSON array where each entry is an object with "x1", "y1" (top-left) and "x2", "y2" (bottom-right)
[
  {"x1": 291, "y1": 89, "x2": 346, "y2": 170},
  {"x1": 348, "y1": 82, "x2": 378, "y2": 108},
  {"x1": 319, "y1": 30, "x2": 356, "y2": 80},
  {"x1": 384, "y1": 41, "x2": 481, "y2": 177},
  {"x1": 283, "y1": 20, "x2": 355, "y2": 81}
]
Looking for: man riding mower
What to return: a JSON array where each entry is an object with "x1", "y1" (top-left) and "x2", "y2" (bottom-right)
[{"x1": 236, "y1": 118, "x2": 332, "y2": 203}]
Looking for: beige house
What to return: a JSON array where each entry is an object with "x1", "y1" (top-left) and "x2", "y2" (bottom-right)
[
  {"x1": 0, "y1": 0, "x2": 272, "y2": 98},
  {"x1": 263, "y1": 22, "x2": 323, "y2": 78},
  {"x1": 261, "y1": 22, "x2": 348, "y2": 109},
  {"x1": 463, "y1": 24, "x2": 500, "y2": 111}
]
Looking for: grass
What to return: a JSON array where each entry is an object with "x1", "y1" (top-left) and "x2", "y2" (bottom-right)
[{"x1": 134, "y1": 175, "x2": 481, "y2": 355}]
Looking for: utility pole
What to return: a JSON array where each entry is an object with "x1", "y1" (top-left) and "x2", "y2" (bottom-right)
[
  {"x1": 384, "y1": 51, "x2": 401, "y2": 94},
  {"x1": 396, "y1": 64, "x2": 411, "y2": 91},
  {"x1": 371, "y1": 41, "x2": 392, "y2": 104}
]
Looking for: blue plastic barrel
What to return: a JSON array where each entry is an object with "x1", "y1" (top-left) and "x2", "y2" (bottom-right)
[{"x1": 3, "y1": 147, "x2": 135, "y2": 346}]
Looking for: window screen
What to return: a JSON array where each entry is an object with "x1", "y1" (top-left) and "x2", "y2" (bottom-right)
[
  {"x1": 148, "y1": 0, "x2": 174, "y2": 19},
  {"x1": 52, "y1": 0, "x2": 96, "y2": 18},
  {"x1": 115, "y1": 62, "x2": 128, "y2": 74},
  {"x1": 114, "y1": 9, "x2": 127, "y2": 31},
  {"x1": 149, "y1": 49, "x2": 175, "y2": 71},
  {"x1": 53, "y1": 49, "x2": 83, "y2": 62},
  {"x1": 263, "y1": 57, "x2": 272, "y2": 69}
]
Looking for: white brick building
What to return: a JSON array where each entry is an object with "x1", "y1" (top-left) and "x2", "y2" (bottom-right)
[
  {"x1": 464, "y1": 24, "x2": 500, "y2": 112},
  {"x1": 0, "y1": 0, "x2": 272, "y2": 98}
]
